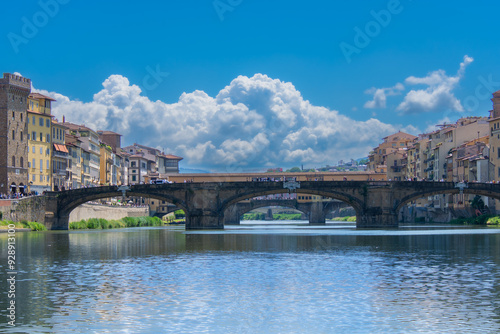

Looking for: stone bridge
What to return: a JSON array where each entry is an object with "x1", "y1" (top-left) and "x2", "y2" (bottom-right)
[{"x1": 41, "y1": 181, "x2": 500, "y2": 230}]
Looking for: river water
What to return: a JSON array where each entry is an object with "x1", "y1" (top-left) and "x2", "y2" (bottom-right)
[{"x1": 1, "y1": 221, "x2": 500, "y2": 333}]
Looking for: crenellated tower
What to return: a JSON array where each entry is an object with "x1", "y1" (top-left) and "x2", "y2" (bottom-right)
[{"x1": 0, "y1": 73, "x2": 31, "y2": 195}]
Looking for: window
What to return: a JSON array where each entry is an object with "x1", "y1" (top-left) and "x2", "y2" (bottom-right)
[
  {"x1": 32, "y1": 174, "x2": 35, "y2": 182},
  {"x1": 131, "y1": 161, "x2": 136, "y2": 167},
  {"x1": 53, "y1": 128, "x2": 55, "y2": 138},
  {"x1": 40, "y1": 175, "x2": 43, "y2": 182},
  {"x1": 20, "y1": 131, "x2": 23, "y2": 141},
  {"x1": 12, "y1": 111, "x2": 15, "y2": 120},
  {"x1": 39, "y1": 117, "x2": 44, "y2": 126},
  {"x1": 40, "y1": 159, "x2": 43, "y2": 172},
  {"x1": 46, "y1": 148, "x2": 50, "y2": 155},
  {"x1": 132, "y1": 175, "x2": 137, "y2": 182},
  {"x1": 46, "y1": 119, "x2": 50, "y2": 128},
  {"x1": 20, "y1": 157, "x2": 23, "y2": 168},
  {"x1": 32, "y1": 131, "x2": 36, "y2": 141},
  {"x1": 46, "y1": 134, "x2": 50, "y2": 143},
  {"x1": 32, "y1": 159, "x2": 36, "y2": 168},
  {"x1": 498, "y1": 148, "x2": 500, "y2": 159},
  {"x1": 46, "y1": 160, "x2": 49, "y2": 169},
  {"x1": 12, "y1": 130, "x2": 15, "y2": 140},
  {"x1": 12, "y1": 156, "x2": 15, "y2": 167},
  {"x1": 40, "y1": 147, "x2": 43, "y2": 154},
  {"x1": 28, "y1": 161, "x2": 31, "y2": 168},
  {"x1": 39, "y1": 133, "x2": 43, "y2": 141},
  {"x1": 142, "y1": 163, "x2": 146, "y2": 169},
  {"x1": 20, "y1": 113, "x2": 23, "y2": 122},
  {"x1": 32, "y1": 116, "x2": 35, "y2": 124},
  {"x1": 27, "y1": 133, "x2": 30, "y2": 140}
]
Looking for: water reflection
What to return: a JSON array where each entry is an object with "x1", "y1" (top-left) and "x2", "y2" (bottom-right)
[{"x1": 1, "y1": 224, "x2": 500, "y2": 333}]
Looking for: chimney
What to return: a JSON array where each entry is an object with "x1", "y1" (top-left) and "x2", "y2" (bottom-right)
[{"x1": 63, "y1": 115, "x2": 65, "y2": 123}]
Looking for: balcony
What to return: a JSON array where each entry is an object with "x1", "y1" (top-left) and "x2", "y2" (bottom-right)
[
  {"x1": 390, "y1": 166, "x2": 403, "y2": 172},
  {"x1": 53, "y1": 169, "x2": 67, "y2": 176},
  {"x1": 53, "y1": 151, "x2": 68, "y2": 159}
]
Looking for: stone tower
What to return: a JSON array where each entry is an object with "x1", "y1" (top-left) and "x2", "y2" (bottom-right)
[
  {"x1": 0, "y1": 73, "x2": 31, "y2": 195},
  {"x1": 490, "y1": 90, "x2": 500, "y2": 119}
]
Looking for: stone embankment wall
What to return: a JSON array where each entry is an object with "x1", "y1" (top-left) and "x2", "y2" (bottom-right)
[
  {"x1": 0, "y1": 197, "x2": 46, "y2": 223},
  {"x1": 0, "y1": 198, "x2": 149, "y2": 223},
  {"x1": 69, "y1": 203, "x2": 149, "y2": 222}
]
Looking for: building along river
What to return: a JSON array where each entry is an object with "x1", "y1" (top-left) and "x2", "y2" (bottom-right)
[{"x1": 1, "y1": 221, "x2": 500, "y2": 333}]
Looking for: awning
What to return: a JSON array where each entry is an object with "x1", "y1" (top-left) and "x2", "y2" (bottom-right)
[{"x1": 53, "y1": 144, "x2": 69, "y2": 153}]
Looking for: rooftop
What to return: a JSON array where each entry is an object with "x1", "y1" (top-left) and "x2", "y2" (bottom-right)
[{"x1": 29, "y1": 92, "x2": 56, "y2": 101}]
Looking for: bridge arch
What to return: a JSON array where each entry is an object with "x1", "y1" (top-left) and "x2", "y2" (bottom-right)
[
  {"x1": 221, "y1": 187, "x2": 362, "y2": 226},
  {"x1": 394, "y1": 187, "x2": 500, "y2": 214},
  {"x1": 48, "y1": 185, "x2": 189, "y2": 230},
  {"x1": 222, "y1": 188, "x2": 363, "y2": 215},
  {"x1": 225, "y1": 199, "x2": 307, "y2": 224}
]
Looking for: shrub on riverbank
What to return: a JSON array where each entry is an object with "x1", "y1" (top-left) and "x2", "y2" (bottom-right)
[
  {"x1": 70, "y1": 216, "x2": 163, "y2": 230},
  {"x1": 449, "y1": 214, "x2": 496, "y2": 225},
  {"x1": 0, "y1": 220, "x2": 24, "y2": 229},
  {"x1": 242, "y1": 213, "x2": 267, "y2": 220},
  {"x1": 487, "y1": 216, "x2": 500, "y2": 225},
  {"x1": 273, "y1": 213, "x2": 302, "y2": 220},
  {"x1": 241, "y1": 213, "x2": 303, "y2": 220},
  {"x1": 24, "y1": 221, "x2": 47, "y2": 231},
  {"x1": 0, "y1": 220, "x2": 47, "y2": 231},
  {"x1": 330, "y1": 216, "x2": 356, "y2": 222}
]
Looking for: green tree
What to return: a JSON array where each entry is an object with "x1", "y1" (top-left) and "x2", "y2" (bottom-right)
[
  {"x1": 286, "y1": 167, "x2": 302, "y2": 172},
  {"x1": 470, "y1": 195, "x2": 485, "y2": 211}
]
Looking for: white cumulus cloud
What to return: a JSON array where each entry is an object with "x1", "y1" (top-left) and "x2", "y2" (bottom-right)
[
  {"x1": 396, "y1": 55, "x2": 474, "y2": 114},
  {"x1": 35, "y1": 73, "x2": 413, "y2": 171},
  {"x1": 364, "y1": 83, "x2": 404, "y2": 109}
]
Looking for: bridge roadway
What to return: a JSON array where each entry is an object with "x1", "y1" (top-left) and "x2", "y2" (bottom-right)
[{"x1": 42, "y1": 180, "x2": 500, "y2": 230}]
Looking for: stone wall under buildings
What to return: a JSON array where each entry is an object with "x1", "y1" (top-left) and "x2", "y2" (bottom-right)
[
  {"x1": 0, "y1": 198, "x2": 149, "y2": 225},
  {"x1": 68, "y1": 203, "x2": 149, "y2": 222},
  {"x1": 0, "y1": 197, "x2": 46, "y2": 223}
]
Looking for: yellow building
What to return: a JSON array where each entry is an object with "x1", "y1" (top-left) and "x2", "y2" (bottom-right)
[
  {"x1": 99, "y1": 143, "x2": 113, "y2": 185},
  {"x1": 52, "y1": 120, "x2": 69, "y2": 190},
  {"x1": 367, "y1": 131, "x2": 417, "y2": 176},
  {"x1": 27, "y1": 93, "x2": 55, "y2": 194}
]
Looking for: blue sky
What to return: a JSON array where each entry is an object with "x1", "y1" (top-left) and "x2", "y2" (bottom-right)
[{"x1": 2, "y1": 0, "x2": 500, "y2": 171}]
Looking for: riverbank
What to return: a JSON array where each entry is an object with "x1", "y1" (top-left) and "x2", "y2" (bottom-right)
[
  {"x1": 70, "y1": 216, "x2": 163, "y2": 229},
  {"x1": 330, "y1": 216, "x2": 357, "y2": 222},
  {"x1": 242, "y1": 213, "x2": 303, "y2": 220},
  {"x1": 449, "y1": 214, "x2": 500, "y2": 225},
  {"x1": 0, "y1": 220, "x2": 47, "y2": 231}
]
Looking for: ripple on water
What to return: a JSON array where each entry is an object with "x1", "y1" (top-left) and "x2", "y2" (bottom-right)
[{"x1": 1, "y1": 225, "x2": 500, "y2": 333}]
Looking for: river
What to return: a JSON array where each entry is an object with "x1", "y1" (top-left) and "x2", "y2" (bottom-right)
[{"x1": 1, "y1": 221, "x2": 500, "y2": 333}]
